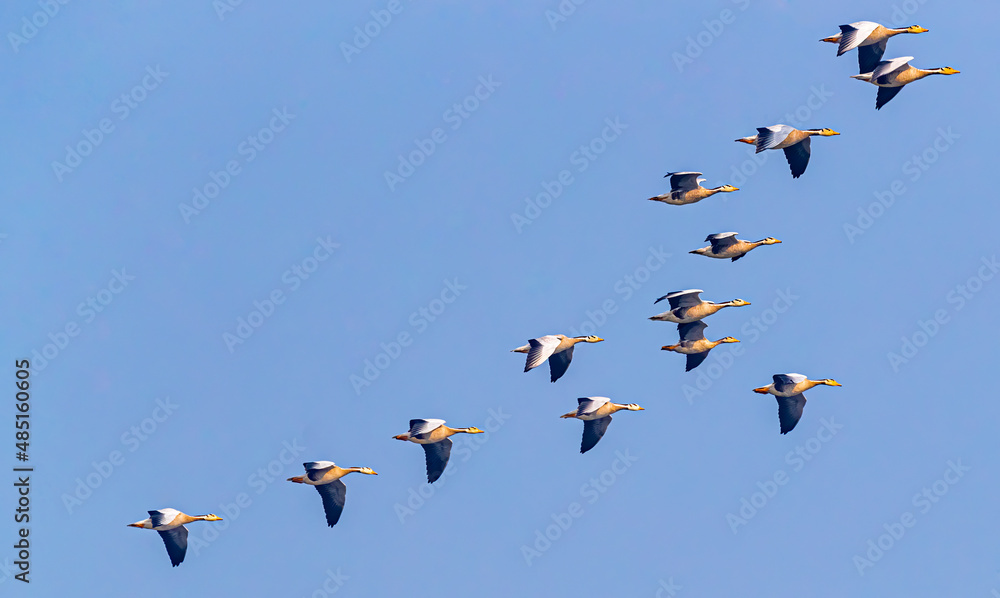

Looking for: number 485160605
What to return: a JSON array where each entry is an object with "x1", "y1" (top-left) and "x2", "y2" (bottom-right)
[{"x1": 15, "y1": 360, "x2": 30, "y2": 460}]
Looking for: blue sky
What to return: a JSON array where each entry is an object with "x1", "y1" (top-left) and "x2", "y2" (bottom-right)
[{"x1": 3, "y1": 1, "x2": 999, "y2": 595}]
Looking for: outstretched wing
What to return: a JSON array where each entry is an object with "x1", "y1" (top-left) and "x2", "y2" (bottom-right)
[
  {"x1": 655, "y1": 289, "x2": 703, "y2": 309},
  {"x1": 782, "y1": 137, "x2": 812, "y2": 178},
  {"x1": 837, "y1": 21, "x2": 879, "y2": 56},
  {"x1": 776, "y1": 394, "x2": 807, "y2": 434},
  {"x1": 755, "y1": 125, "x2": 794, "y2": 153},
  {"x1": 315, "y1": 480, "x2": 347, "y2": 527},
  {"x1": 707, "y1": 232, "x2": 739, "y2": 252},
  {"x1": 576, "y1": 396, "x2": 610, "y2": 416},
  {"x1": 857, "y1": 38, "x2": 888, "y2": 74},
  {"x1": 686, "y1": 352, "x2": 710, "y2": 372},
  {"x1": 408, "y1": 419, "x2": 446, "y2": 438},
  {"x1": 147, "y1": 509, "x2": 179, "y2": 529},
  {"x1": 872, "y1": 56, "x2": 913, "y2": 83},
  {"x1": 876, "y1": 86, "x2": 904, "y2": 110},
  {"x1": 525, "y1": 335, "x2": 561, "y2": 372},
  {"x1": 678, "y1": 320, "x2": 708, "y2": 342},
  {"x1": 580, "y1": 416, "x2": 612, "y2": 453},
  {"x1": 422, "y1": 438, "x2": 453, "y2": 483},
  {"x1": 304, "y1": 461, "x2": 336, "y2": 482},
  {"x1": 665, "y1": 172, "x2": 702, "y2": 192},
  {"x1": 157, "y1": 526, "x2": 188, "y2": 567},
  {"x1": 548, "y1": 346, "x2": 574, "y2": 382},
  {"x1": 772, "y1": 373, "x2": 807, "y2": 394}
]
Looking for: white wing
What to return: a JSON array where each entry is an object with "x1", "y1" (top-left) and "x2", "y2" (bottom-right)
[
  {"x1": 871, "y1": 56, "x2": 913, "y2": 81},
  {"x1": 304, "y1": 461, "x2": 335, "y2": 472},
  {"x1": 755, "y1": 124, "x2": 795, "y2": 151},
  {"x1": 408, "y1": 418, "x2": 446, "y2": 436},
  {"x1": 837, "y1": 21, "x2": 880, "y2": 55},
  {"x1": 665, "y1": 172, "x2": 703, "y2": 192},
  {"x1": 576, "y1": 397, "x2": 610, "y2": 416},
  {"x1": 524, "y1": 335, "x2": 561, "y2": 371},
  {"x1": 148, "y1": 508, "x2": 181, "y2": 528}
]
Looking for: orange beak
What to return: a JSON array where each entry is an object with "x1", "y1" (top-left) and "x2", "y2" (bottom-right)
[{"x1": 753, "y1": 386, "x2": 770, "y2": 394}]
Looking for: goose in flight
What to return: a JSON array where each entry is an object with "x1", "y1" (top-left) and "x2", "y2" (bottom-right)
[
  {"x1": 649, "y1": 289, "x2": 749, "y2": 324},
  {"x1": 560, "y1": 397, "x2": 644, "y2": 453},
  {"x1": 690, "y1": 232, "x2": 781, "y2": 262},
  {"x1": 288, "y1": 461, "x2": 377, "y2": 527},
  {"x1": 511, "y1": 334, "x2": 604, "y2": 382},
  {"x1": 127, "y1": 509, "x2": 223, "y2": 567},
  {"x1": 753, "y1": 373, "x2": 842, "y2": 434},
  {"x1": 851, "y1": 56, "x2": 959, "y2": 109},
  {"x1": 661, "y1": 320, "x2": 740, "y2": 371},
  {"x1": 748, "y1": 125, "x2": 840, "y2": 179},
  {"x1": 820, "y1": 21, "x2": 929, "y2": 73},
  {"x1": 648, "y1": 172, "x2": 739, "y2": 205},
  {"x1": 393, "y1": 419, "x2": 484, "y2": 483}
]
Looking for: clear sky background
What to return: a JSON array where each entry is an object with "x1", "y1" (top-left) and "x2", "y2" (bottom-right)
[{"x1": 3, "y1": 1, "x2": 999, "y2": 596}]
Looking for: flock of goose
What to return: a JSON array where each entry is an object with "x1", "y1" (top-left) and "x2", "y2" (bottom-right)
[{"x1": 128, "y1": 18, "x2": 958, "y2": 569}]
